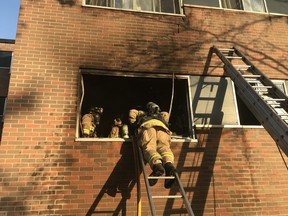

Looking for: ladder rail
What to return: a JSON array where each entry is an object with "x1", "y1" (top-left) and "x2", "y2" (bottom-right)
[
  {"x1": 137, "y1": 145, "x2": 157, "y2": 216},
  {"x1": 134, "y1": 138, "x2": 195, "y2": 215},
  {"x1": 214, "y1": 46, "x2": 288, "y2": 115},
  {"x1": 174, "y1": 171, "x2": 195, "y2": 216},
  {"x1": 233, "y1": 47, "x2": 288, "y2": 103},
  {"x1": 211, "y1": 46, "x2": 288, "y2": 156},
  {"x1": 224, "y1": 64, "x2": 288, "y2": 154}
]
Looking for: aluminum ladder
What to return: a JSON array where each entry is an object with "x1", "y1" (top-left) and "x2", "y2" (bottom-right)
[
  {"x1": 134, "y1": 142, "x2": 195, "y2": 216},
  {"x1": 207, "y1": 46, "x2": 288, "y2": 156}
]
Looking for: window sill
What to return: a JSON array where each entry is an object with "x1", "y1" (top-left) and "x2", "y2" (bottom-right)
[
  {"x1": 195, "y1": 124, "x2": 264, "y2": 129},
  {"x1": 75, "y1": 136, "x2": 198, "y2": 143}
]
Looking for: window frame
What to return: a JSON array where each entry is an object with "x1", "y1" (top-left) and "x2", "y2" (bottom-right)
[
  {"x1": 82, "y1": 0, "x2": 184, "y2": 16},
  {"x1": 184, "y1": 0, "x2": 288, "y2": 16},
  {"x1": 190, "y1": 75, "x2": 288, "y2": 128},
  {"x1": 75, "y1": 69, "x2": 196, "y2": 142}
]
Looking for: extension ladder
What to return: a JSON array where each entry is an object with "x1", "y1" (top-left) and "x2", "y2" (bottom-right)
[
  {"x1": 134, "y1": 141, "x2": 195, "y2": 216},
  {"x1": 207, "y1": 46, "x2": 288, "y2": 156}
]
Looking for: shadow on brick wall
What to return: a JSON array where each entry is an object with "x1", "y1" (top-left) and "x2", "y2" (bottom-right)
[{"x1": 86, "y1": 142, "x2": 136, "y2": 215}]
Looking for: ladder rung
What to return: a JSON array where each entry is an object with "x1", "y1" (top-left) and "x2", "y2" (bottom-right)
[
  {"x1": 208, "y1": 65, "x2": 224, "y2": 68},
  {"x1": 234, "y1": 65, "x2": 251, "y2": 68},
  {"x1": 226, "y1": 56, "x2": 242, "y2": 59},
  {"x1": 152, "y1": 195, "x2": 183, "y2": 199},
  {"x1": 247, "y1": 80, "x2": 261, "y2": 83},
  {"x1": 243, "y1": 74, "x2": 261, "y2": 78},
  {"x1": 267, "y1": 102, "x2": 280, "y2": 105},
  {"x1": 254, "y1": 89, "x2": 268, "y2": 92},
  {"x1": 263, "y1": 98, "x2": 285, "y2": 101},
  {"x1": 148, "y1": 176, "x2": 175, "y2": 179},
  {"x1": 219, "y1": 48, "x2": 234, "y2": 51},
  {"x1": 252, "y1": 86, "x2": 272, "y2": 88}
]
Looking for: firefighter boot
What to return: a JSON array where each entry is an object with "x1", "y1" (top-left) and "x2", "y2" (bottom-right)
[
  {"x1": 164, "y1": 162, "x2": 176, "y2": 189},
  {"x1": 149, "y1": 163, "x2": 165, "y2": 186}
]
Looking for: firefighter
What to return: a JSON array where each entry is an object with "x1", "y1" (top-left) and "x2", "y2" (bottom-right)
[
  {"x1": 81, "y1": 107, "x2": 103, "y2": 138},
  {"x1": 129, "y1": 102, "x2": 176, "y2": 188},
  {"x1": 109, "y1": 117, "x2": 129, "y2": 138}
]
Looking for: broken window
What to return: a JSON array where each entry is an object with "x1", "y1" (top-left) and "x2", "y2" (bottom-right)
[{"x1": 76, "y1": 70, "x2": 194, "y2": 140}]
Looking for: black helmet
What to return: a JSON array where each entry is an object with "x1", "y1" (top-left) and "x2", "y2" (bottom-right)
[
  {"x1": 90, "y1": 107, "x2": 103, "y2": 114},
  {"x1": 146, "y1": 102, "x2": 160, "y2": 115}
]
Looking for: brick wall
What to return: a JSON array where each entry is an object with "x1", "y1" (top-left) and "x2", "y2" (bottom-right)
[
  {"x1": 1, "y1": 0, "x2": 287, "y2": 215},
  {"x1": 0, "y1": 42, "x2": 15, "y2": 52}
]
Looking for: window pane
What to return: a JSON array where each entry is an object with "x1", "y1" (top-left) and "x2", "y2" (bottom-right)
[
  {"x1": 161, "y1": 0, "x2": 175, "y2": 13},
  {"x1": 137, "y1": 0, "x2": 153, "y2": 11},
  {"x1": 184, "y1": 0, "x2": 220, "y2": 7},
  {"x1": 0, "y1": 68, "x2": 10, "y2": 97},
  {"x1": 115, "y1": 0, "x2": 132, "y2": 9},
  {"x1": 243, "y1": 0, "x2": 266, "y2": 12},
  {"x1": 86, "y1": 0, "x2": 108, "y2": 6},
  {"x1": 0, "y1": 120, "x2": 3, "y2": 141},
  {"x1": 0, "y1": 97, "x2": 5, "y2": 115},
  {"x1": 0, "y1": 51, "x2": 12, "y2": 68},
  {"x1": 221, "y1": 0, "x2": 243, "y2": 9},
  {"x1": 190, "y1": 76, "x2": 239, "y2": 125},
  {"x1": 266, "y1": 0, "x2": 288, "y2": 14}
]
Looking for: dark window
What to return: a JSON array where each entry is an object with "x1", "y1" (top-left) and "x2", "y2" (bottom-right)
[
  {"x1": 0, "y1": 97, "x2": 5, "y2": 141},
  {"x1": 78, "y1": 72, "x2": 193, "y2": 139},
  {"x1": 235, "y1": 92, "x2": 260, "y2": 125},
  {"x1": 0, "y1": 51, "x2": 12, "y2": 141},
  {"x1": 266, "y1": 0, "x2": 288, "y2": 14},
  {"x1": 184, "y1": 0, "x2": 220, "y2": 7}
]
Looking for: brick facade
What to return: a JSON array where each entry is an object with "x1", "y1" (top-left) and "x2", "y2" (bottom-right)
[{"x1": 1, "y1": 0, "x2": 288, "y2": 215}]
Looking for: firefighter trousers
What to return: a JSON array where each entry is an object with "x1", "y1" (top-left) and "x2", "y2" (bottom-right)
[{"x1": 138, "y1": 126, "x2": 174, "y2": 169}]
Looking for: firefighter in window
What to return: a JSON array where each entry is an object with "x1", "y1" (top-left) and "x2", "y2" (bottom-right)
[
  {"x1": 129, "y1": 102, "x2": 176, "y2": 188},
  {"x1": 81, "y1": 107, "x2": 103, "y2": 138},
  {"x1": 109, "y1": 116, "x2": 129, "y2": 139}
]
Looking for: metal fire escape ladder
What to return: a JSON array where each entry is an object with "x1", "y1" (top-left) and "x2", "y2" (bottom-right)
[
  {"x1": 134, "y1": 142, "x2": 195, "y2": 216},
  {"x1": 209, "y1": 46, "x2": 288, "y2": 156}
]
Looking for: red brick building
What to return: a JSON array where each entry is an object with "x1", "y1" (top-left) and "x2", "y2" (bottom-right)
[{"x1": 0, "y1": 0, "x2": 288, "y2": 215}]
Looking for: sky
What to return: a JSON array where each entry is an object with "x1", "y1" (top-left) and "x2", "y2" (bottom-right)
[{"x1": 0, "y1": 0, "x2": 21, "y2": 40}]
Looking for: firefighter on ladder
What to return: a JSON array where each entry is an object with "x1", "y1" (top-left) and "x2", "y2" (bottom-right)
[{"x1": 129, "y1": 102, "x2": 176, "y2": 188}]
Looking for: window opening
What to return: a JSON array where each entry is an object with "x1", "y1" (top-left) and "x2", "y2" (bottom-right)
[
  {"x1": 235, "y1": 88, "x2": 260, "y2": 125},
  {"x1": 77, "y1": 71, "x2": 194, "y2": 139}
]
